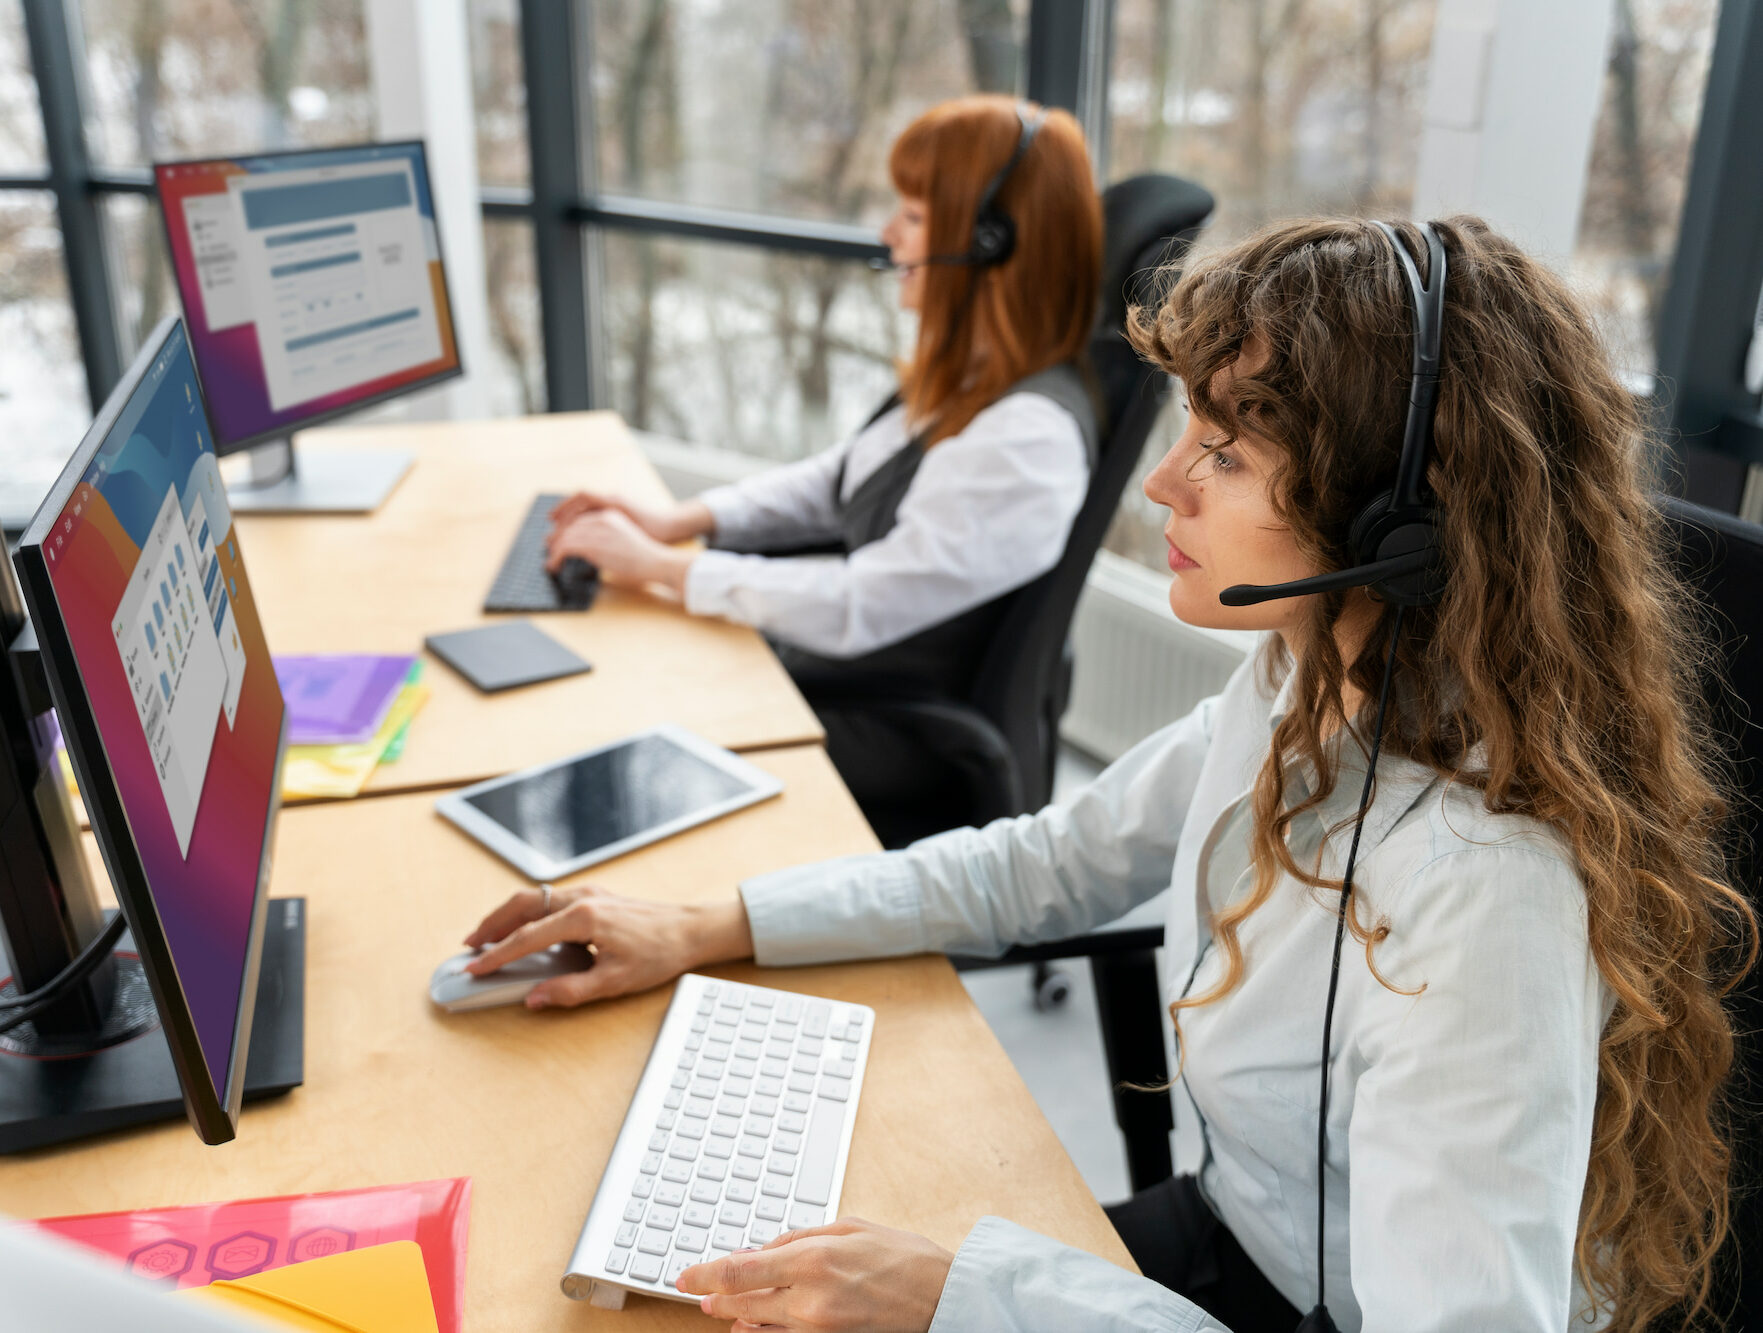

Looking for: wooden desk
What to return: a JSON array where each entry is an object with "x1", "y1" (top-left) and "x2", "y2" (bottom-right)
[
  {"x1": 235, "y1": 414, "x2": 823, "y2": 797},
  {"x1": 0, "y1": 745, "x2": 1132, "y2": 1329}
]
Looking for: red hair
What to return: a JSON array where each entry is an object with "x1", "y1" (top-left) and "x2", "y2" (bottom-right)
[{"x1": 888, "y1": 95, "x2": 1102, "y2": 445}]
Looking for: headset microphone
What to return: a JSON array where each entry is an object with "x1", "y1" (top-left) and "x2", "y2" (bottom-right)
[{"x1": 1207, "y1": 222, "x2": 1447, "y2": 1333}]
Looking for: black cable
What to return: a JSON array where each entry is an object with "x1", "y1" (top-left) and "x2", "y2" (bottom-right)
[
  {"x1": 1308, "y1": 603, "x2": 1407, "y2": 1324},
  {"x1": 0, "y1": 913, "x2": 126, "y2": 1035}
]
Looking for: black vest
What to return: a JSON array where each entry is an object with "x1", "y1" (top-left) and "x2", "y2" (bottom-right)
[{"x1": 770, "y1": 363, "x2": 1099, "y2": 702}]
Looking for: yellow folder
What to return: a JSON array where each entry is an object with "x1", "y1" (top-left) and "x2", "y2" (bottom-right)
[{"x1": 177, "y1": 1241, "x2": 440, "y2": 1333}]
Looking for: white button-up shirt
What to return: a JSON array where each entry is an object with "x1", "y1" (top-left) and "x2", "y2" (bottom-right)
[
  {"x1": 684, "y1": 393, "x2": 1089, "y2": 658},
  {"x1": 739, "y1": 644, "x2": 1610, "y2": 1331}
]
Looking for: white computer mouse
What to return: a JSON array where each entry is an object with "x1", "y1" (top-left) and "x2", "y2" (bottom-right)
[{"x1": 428, "y1": 943, "x2": 594, "y2": 1012}]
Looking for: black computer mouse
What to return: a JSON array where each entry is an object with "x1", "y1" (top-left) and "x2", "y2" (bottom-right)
[{"x1": 551, "y1": 556, "x2": 600, "y2": 610}]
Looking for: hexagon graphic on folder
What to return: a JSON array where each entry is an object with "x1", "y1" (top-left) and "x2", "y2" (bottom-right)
[
  {"x1": 290, "y1": 1225, "x2": 357, "y2": 1262},
  {"x1": 127, "y1": 1237, "x2": 196, "y2": 1284},
  {"x1": 207, "y1": 1230, "x2": 276, "y2": 1279}
]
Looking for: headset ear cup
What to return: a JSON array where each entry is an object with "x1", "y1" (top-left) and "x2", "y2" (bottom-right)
[
  {"x1": 1347, "y1": 490, "x2": 1445, "y2": 607},
  {"x1": 969, "y1": 212, "x2": 1014, "y2": 266}
]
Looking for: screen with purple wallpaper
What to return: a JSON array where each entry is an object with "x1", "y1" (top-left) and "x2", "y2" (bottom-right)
[
  {"x1": 156, "y1": 141, "x2": 459, "y2": 452},
  {"x1": 37, "y1": 327, "x2": 283, "y2": 1096}
]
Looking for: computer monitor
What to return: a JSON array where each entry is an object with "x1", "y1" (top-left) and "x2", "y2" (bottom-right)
[
  {"x1": 3, "y1": 316, "x2": 303, "y2": 1149},
  {"x1": 154, "y1": 139, "x2": 463, "y2": 514}
]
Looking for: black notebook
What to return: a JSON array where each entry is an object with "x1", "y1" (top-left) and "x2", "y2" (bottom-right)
[{"x1": 424, "y1": 620, "x2": 592, "y2": 693}]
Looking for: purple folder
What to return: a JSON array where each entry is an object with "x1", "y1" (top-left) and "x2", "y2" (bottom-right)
[{"x1": 274, "y1": 654, "x2": 416, "y2": 745}]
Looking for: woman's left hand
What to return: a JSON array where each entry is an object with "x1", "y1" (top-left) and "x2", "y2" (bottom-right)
[
  {"x1": 546, "y1": 508, "x2": 695, "y2": 594},
  {"x1": 679, "y1": 1218, "x2": 954, "y2": 1333}
]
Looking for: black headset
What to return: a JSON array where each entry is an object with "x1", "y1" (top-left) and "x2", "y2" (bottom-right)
[
  {"x1": 870, "y1": 102, "x2": 1047, "y2": 272},
  {"x1": 1210, "y1": 221, "x2": 1448, "y2": 1333}
]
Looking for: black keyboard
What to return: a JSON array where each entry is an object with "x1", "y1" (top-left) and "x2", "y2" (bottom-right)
[{"x1": 484, "y1": 493, "x2": 593, "y2": 612}]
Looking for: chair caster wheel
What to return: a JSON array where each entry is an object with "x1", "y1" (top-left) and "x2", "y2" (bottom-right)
[{"x1": 1032, "y1": 963, "x2": 1072, "y2": 1012}]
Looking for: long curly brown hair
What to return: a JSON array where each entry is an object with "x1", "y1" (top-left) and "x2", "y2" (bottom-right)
[{"x1": 1128, "y1": 215, "x2": 1757, "y2": 1329}]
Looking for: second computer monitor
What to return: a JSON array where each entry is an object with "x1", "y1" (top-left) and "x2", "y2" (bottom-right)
[{"x1": 155, "y1": 140, "x2": 461, "y2": 459}]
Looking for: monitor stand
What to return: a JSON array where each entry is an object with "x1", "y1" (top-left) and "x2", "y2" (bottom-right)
[
  {"x1": 226, "y1": 436, "x2": 413, "y2": 515},
  {"x1": 0, "y1": 899, "x2": 307, "y2": 1154}
]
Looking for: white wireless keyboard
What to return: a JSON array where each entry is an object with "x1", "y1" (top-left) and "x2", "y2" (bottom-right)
[{"x1": 562, "y1": 973, "x2": 874, "y2": 1309}]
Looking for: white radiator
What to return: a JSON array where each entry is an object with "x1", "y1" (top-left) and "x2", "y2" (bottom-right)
[{"x1": 1062, "y1": 553, "x2": 1255, "y2": 763}]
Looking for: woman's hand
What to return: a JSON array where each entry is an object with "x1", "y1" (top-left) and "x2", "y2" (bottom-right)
[
  {"x1": 679, "y1": 1218, "x2": 954, "y2": 1333},
  {"x1": 462, "y1": 884, "x2": 754, "y2": 1008},
  {"x1": 550, "y1": 491, "x2": 713, "y2": 545},
  {"x1": 546, "y1": 509, "x2": 696, "y2": 594}
]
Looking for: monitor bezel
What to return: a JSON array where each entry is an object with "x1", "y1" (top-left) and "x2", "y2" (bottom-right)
[
  {"x1": 11, "y1": 315, "x2": 287, "y2": 1145},
  {"x1": 151, "y1": 137, "x2": 465, "y2": 458}
]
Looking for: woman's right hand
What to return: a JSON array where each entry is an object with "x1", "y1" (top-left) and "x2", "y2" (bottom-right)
[
  {"x1": 461, "y1": 884, "x2": 754, "y2": 1009},
  {"x1": 549, "y1": 492, "x2": 712, "y2": 546}
]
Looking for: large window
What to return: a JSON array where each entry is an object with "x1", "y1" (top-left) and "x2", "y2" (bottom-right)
[{"x1": 1571, "y1": 0, "x2": 1720, "y2": 380}]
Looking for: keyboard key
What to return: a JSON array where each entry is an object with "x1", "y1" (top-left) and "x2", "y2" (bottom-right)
[
  {"x1": 788, "y1": 1073, "x2": 815, "y2": 1094},
  {"x1": 631, "y1": 1253, "x2": 664, "y2": 1283},
  {"x1": 799, "y1": 1037, "x2": 823, "y2": 1056},
  {"x1": 676, "y1": 1227, "x2": 708, "y2": 1254},
  {"x1": 684, "y1": 1202, "x2": 715, "y2": 1228},
  {"x1": 649, "y1": 1130, "x2": 669, "y2": 1152},
  {"x1": 793, "y1": 1095, "x2": 848, "y2": 1206},
  {"x1": 755, "y1": 1197, "x2": 785, "y2": 1223},
  {"x1": 820, "y1": 1076, "x2": 852, "y2": 1102},
  {"x1": 632, "y1": 1175, "x2": 654, "y2": 1199},
  {"x1": 685, "y1": 1096, "x2": 715, "y2": 1119},
  {"x1": 641, "y1": 1152, "x2": 663, "y2": 1175},
  {"x1": 725, "y1": 1075, "x2": 753, "y2": 1097},
  {"x1": 788, "y1": 1204, "x2": 825, "y2": 1230},
  {"x1": 757, "y1": 1076, "x2": 784, "y2": 1097},
  {"x1": 791, "y1": 1053, "x2": 817, "y2": 1074},
  {"x1": 697, "y1": 995, "x2": 715, "y2": 1014},
  {"x1": 761, "y1": 1173, "x2": 791, "y2": 1198},
  {"x1": 712, "y1": 1115, "x2": 741, "y2": 1138},
  {"x1": 704, "y1": 982, "x2": 722, "y2": 997},
  {"x1": 783, "y1": 1091, "x2": 811, "y2": 1113},
  {"x1": 623, "y1": 1199, "x2": 646, "y2": 1223},
  {"x1": 738, "y1": 1136, "x2": 767, "y2": 1158},
  {"x1": 713, "y1": 1225, "x2": 745, "y2": 1250},
  {"x1": 826, "y1": 1060, "x2": 856, "y2": 1080},
  {"x1": 751, "y1": 991, "x2": 776, "y2": 1009},
  {"x1": 804, "y1": 1004, "x2": 829, "y2": 1037},
  {"x1": 685, "y1": 1032, "x2": 704, "y2": 1052},
  {"x1": 720, "y1": 1202, "x2": 751, "y2": 1226},
  {"x1": 731, "y1": 1157, "x2": 762, "y2": 1182},
  {"x1": 750, "y1": 1093, "x2": 779, "y2": 1116},
  {"x1": 616, "y1": 1222, "x2": 639, "y2": 1248},
  {"x1": 775, "y1": 1130, "x2": 802, "y2": 1153},
  {"x1": 638, "y1": 1228, "x2": 672, "y2": 1256},
  {"x1": 725, "y1": 1178, "x2": 756, "y2": 1204},
  {"x1": 744, "y1": 1115, "x2": 775, "y2": 1138},
  {"x1": 646, "y1": 1205, "x2": 679, "y2": 1230},
  {"x1": 677, "y1": 1118, "x2": 707, "y2": 1141},
  {"x1": 763, "y1": 1058, "x2": 789, "y2": 1079},
  {"x1": 606, "y1": 1247, "x2": 629, "y2": 1274},
  {"x1": 704, "y1": 1136, "x2": 734, "y2": 1160},
  {"x1": 778, "y1": 996, "x2": 802, "y2": 1021},
  {"x1": 667, "y1": 1138, "x2": 699, "y2": 1160},
  {"x1": 691, "y1": 1078, "x2": 718, "y2": 1099},
  {"x1": 830, "y1": 1023, "x2": 848, "y2": 1043},
  {"x1": 749, "y1": 1221, "x2": 782, "y2": 1244},
  {"x1": 666, "y1": 1256, "x2": 692, "y2": 1288},
  {"x1": 663, "y1": 1160, "x2": 692, "y2": 1183},
  {"x1": 731, "y1": 1058, "x2": 758, "y2": 1079},
  {"x1": 656, "y1": 1181, "x2": 687, "y2": 1206},
  {"x1": 691, "y1": 1179, "x2": 721, "y2": 1204},
  {"x1": 737, "y1": 1040, "x2": 763, "y2": 1061},
  {"x1": 656, "y1": 1109, "x2": 678, "y2": 1130},
  {"x1": 664, "y1": 1088, "x2": 684, "y2": 1110},
  {"x1": 846, "y1": 1010, "x2": 866, "y2": 1029},
  {"x1": 697, "y1": 1157, "x2": 728, "y2": 1181},
  {"x1": 769, "y1": 1152, "x2": 798, "y2": 1176},
  {"x1": 717, "y1": 1096, "x2": 746, "y2": 1117},
  {"x1": 670, "y1": 1070, "x2": 690, "y2": 1090},
  {"x1": 691, "y1": 1013, "x2": 710, "y2": 1032}
]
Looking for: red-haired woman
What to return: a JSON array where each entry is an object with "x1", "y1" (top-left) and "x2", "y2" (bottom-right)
[{"x1": 546, "y1": 96, "x2": 1103, "y2": 813}]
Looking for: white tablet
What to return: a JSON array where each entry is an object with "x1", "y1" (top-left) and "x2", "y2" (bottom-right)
[{"x1": 435, "y1": 725, "x2": 784, "y2": 880}]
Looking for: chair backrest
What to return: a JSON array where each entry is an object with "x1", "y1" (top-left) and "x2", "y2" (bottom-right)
[
  {"x1": 966, "y1": 173, "x2": 1214, "y2": 809},
  {"x1": 1657, "y1": 496, "x2": 1763, "y2": 1326}
]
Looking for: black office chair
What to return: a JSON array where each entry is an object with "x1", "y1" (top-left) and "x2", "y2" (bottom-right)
[{"x1": 848, "y1": 173, "x2": 1215, "y2": 852}]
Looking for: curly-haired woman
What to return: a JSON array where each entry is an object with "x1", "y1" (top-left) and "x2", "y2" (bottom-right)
[{"x1": 464, "y1": 215, "x2": 1755, "y2": 1332}]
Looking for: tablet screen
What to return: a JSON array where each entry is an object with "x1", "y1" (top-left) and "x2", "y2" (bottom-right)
[{"x1": 460, "y1": 732, "x2": 757, "y2": 862}]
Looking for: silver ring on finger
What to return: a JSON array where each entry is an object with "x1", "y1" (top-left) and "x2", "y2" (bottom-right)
[{"x1": 538, "y1": 882, "x2": 554, "y2": 913}]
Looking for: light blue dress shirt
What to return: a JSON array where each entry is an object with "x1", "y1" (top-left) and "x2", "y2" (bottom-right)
[{"x1": 738, "y1": 645, "x2": 1611, "y2": 1332}]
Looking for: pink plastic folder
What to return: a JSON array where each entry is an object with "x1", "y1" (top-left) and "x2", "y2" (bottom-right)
[
  {"x1": 27, "y1": 1177, "x2": 471, "y2": 1333},
  {"x1": 275, "y1": 654, "x2": 416, "y2": 744}
]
